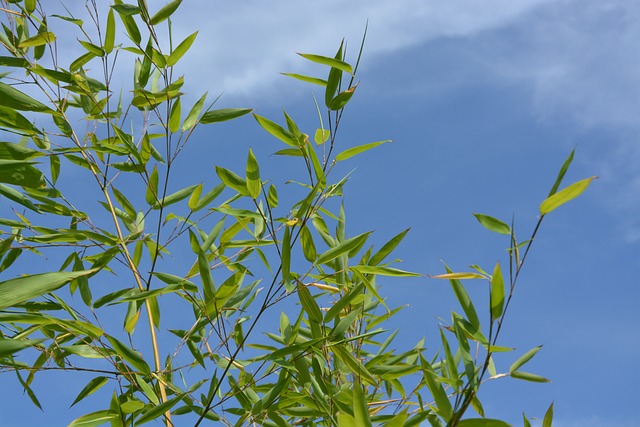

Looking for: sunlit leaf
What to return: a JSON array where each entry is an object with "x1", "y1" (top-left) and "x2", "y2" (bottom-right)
[
  {"x1": 149, "y1": 0, "x2": 183, "y2": 25},
  {"x1": 0, "y1": 338, "x2": 44, "y2": 357},
  {"x1": 0, "y1": 269, "x2": 97, "y2": 310},
  {"x1": 281, "y1": 73, "x2": 327, "y2": 86},
  {"x1": 490, "y1": 262, "x2": 504, "y2": 321},
  {"x1": 316, "y1": 231, "x2": 371, "y2": 265},
  {"x1": 67, "y1": 410, "x2": 117, "y2": 427},
  {"x1": 543, "y1": 402, "x2": 554, "y2": 427},
  {"x1": 335, "y1": 140, "x2": 389, "y2": 161},
  {"x1": 246, "y1": 148, "x2": 261, "y2": 199},
  {"x1": 0, "y1": 82, "x2": 54, "y2": 113},
  {"x1": 298, "y1": 52, "x2": 353, "y2": 74},
  {"x1": 457, "y1": 419, "x2": 512, "y2": 427},
  {"x1": 473, "y1": 214, "x2": 511, "y2": 235},
  {"x1": 540, "y1": 177, "x2": 596, "y2": 215},
  {"x1": 18, "y1": 32, "x2": 56, "y2": 48},
  {"x1": 167, "y1": 31, "x2": 198, "y2": 66}
]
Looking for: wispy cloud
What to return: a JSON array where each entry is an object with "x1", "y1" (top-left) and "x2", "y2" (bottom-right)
[{"x1": 168, "y1": 0, "x2": 553, "y2": 96}]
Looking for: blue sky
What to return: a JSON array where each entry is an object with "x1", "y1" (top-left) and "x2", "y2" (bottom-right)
[{"x1": 1, "y1": 1, "x2": 639, "y2": 426}]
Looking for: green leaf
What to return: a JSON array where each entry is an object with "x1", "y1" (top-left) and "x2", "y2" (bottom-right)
[
  {"x1": 152, "y1": 184, "x2": 199, "y2": 209},
  {"x1": 215, "y1": 166, "x2": 249, "y2": 196},
  {"x1": 18, "y1": 32, "x2": 56, "y2": 48},
  {"x1": 314, "y1": 128, "x2": 331, "y2": 145},
  {"x1": 297, "y1": 282, "x2": 323, "y2": 323},
  {"x1": 0, "y1": 106, "x2": 42, "y2": 134},
  {"x1": 106, "y1": 335, "x2": 150, "y2": 374},
  {"x1": 200, "y1": 108, "x2": 253, "y2": 124},
  {"x1": 67, "y1": 410, "x2": 117, "y2": 427},
  {"x1": 167, "y1": 31, "x2": 198, "y2": 66},
  {"x1": 457, "y1": 419, "x2": 512, "y2": 427},
  {"x1": 104, "y1": 9, "x2": 116, "y2": 53},
  {"x1": 548, "y1": 149, "x2": 575, "y2": 197},
  {"x1": 350, "y1": 265, "x2": 420, "y2": 277},
  {"x1": 335, "y1": 140, "x2": 389, "y2": 161},
  {"x1": 431, "y1": 272, "x2": 485, "y2": 280},
  {"x1": 316, "y1": 231, "x2": 371, "y2": 265},
  {"x1": 0, "y1": 56, "x2": 29, "y2": 67},
  {"x1": 298, "y1": 52, "x2": 353, "y2": 74},
  {"x1": 337, "y1": 413, "x2": 357, "y2": 427},
  {"x1": 490, "y1": 262, "x2": 504, "y2": 321},
  {"x1": 79, "y1": 40, "x2": 105, "y2": 57},
  {"x1": 0, "y1": 269, "x2": 97, "y2": 310},
  {"x1": 198, "y1": 248, "x2": 216, "y2": 307},
  {"x1": 510, "y1": 371, "x2": 551, "y2": 383},
  {"x1": 111, "y1": 4, "x2": 141, "y2": 16},
  {"x1": 0, "y1": 338, "x2": 44, "y2": 357},
  {"x1": 543, "y1": 402, "x2": 554, "y2": 427},
  {"x1": 421, "y1": 356, "x2": 452, "y2": 421},
  {"x1": 136, "y1": 395, "x2": 182, "y2": 425},
  {"x1": 0, "y1": 159, "x2": 45, "y2": 188},
  {"x1": 71, "y1": 377, "x2": 109, "y2": 407},
  {"x1": 509, "y1": 345, "x2": 543, "y2": 373},
  {"x1": 540, "y1": 177, "x2": 596, "y2": 215},
  {"x1": 267, "y1": 184, "x2": 278, "y2": 208},
  {"x1": 444, "y1": 264, "x2": 480, "y2": 331},
  {"x1": 70, "y1": 52, "x2": 96, "y2": 72},
  {"x1": 0, "y1": 183, "x2": 40, "y2": 212},
  {"x1": 332, "y1": 344, "x2": 377, "y2": 385},
  {"x1": 246, "y1": 148, "x2": 261, "y2": 199},
  {"x1": 329, "y1": 85, "x2": 357, "y2": 110},
  {"x1": 168, "y1": 98, "x2": 181, "y2": 133},
  {"x1": 253, "y1": 114, "x2": 295, "y2": 146},
  {"x1": 146, "y1": 165, "x2": 159, "y2": 205},
  {"x1": 182, "y1": 92, "x2": 207, "y2": 131},
  {"x1": 325, "y1": 283, "x2": 364, "y2": 322},
  {"x1": 353, "y1": 385, "x2": 372, "y2": 427},
  {"x1": 281, "y1": 73, "x2": 327, "y2": 86},
  {"x1": 281, "y1": 227, "x2": 292, "y2": 291},
  {"x1": 473, "y1": 214, "x2": 511, "y2": 235},
  {"x1": 193, "y1": 182, "x2": 225, "y2": 211},
  {"x1": 325, "y1": 43, "x2": 344, "y2": 108},
  {"x1": 0, "y1": 82, "x2": 54, "y2": 113},
  {"x1": 149, "y1": 0, "x2": 183, "y2": 25},
  {"x1": 300, "y1": 225, "x2": 317, "y2": 262}
]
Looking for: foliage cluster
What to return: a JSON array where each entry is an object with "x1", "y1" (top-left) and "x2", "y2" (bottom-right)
[{"x1": 0, "y1": 1, "x2": 593, "y2": 426}]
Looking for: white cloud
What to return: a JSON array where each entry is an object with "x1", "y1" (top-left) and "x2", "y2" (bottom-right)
[{"x1": 167, "y1": 0, "x2": 553, "y2": 96}]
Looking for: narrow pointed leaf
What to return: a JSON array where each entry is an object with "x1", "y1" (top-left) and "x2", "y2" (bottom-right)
[
  {"x1": 104, "y1": 9, "x2": 116, "y2": 53},
  {"x1": 510, "y1": 371, "x2": 551, "y2": 383},
  {"x1": 490, "y1": 262, "x2": 505, "y2": 321},
  {"x1": 167, "y1": 31, "x2": 198, "y2": 66},
  {"x1": 149, "y1": 0, "x2": 183, "y2": 25},
  {"x1": 297, "y1": 282, "x2": 323, "y2": 323},
  {"x1": 0, "y1": 269, "x2": 97, "y2": 310},
  {"x1": 281, "y1": 73, "x2": 327, "y2": 86},
  {"x1": 0, "y1": 82, "x2": 54, "y2": 113},
  {"x1": 18, "y1": 32, "x2": 56, "y2": 48},
  {"x1": 0, "y1": 338, "x2": 44, "y2": 357},
  {"x1": 67, "y1": 410, "x2": 117, "y2": 427},
  {"x1": 350, "y1": 265, "x2": 420, "y2": 277},
  {"x1": 542, "y1": 402, "x2": 554, "y2": 427},
  {"x1": 336, "y1": 140, "x2": 389, "y2": 161},
  {"x1": 215, "y1": 166, "x2": 249, "y2": 196},
  {"x1": 71, "y1": 377, "x2": 109, "y2": 407},
  {"x1": 548, "y1": 149, "x2": 575, "y2": 197},
  {"x1": 540, "y1": 177, "x2": 596, "y2": 215},
  {"x1": 473, "y1": 214, "x2": 511, "y2": 235},
  {"x1": 298, "y1": 53, "x2": 352, "y2": 73},
  {"x1": 253, "y1": 114, "x2": 295, "y2": 145},
  {"x1": 316, "y1": 231, "x2": 371, "y2": 265},
  {"x1": 510, "y1": 345, "x2": 543, "y2": 373},
  {"x1": 246, "y1": 148, "x2": 261, "y2": 199},
  {"x1": 201, "y1": 108, "x2": 253, "y2": 124},
  {"x1": 457, "y1": 419, "x2": 512, "y2": 427}
]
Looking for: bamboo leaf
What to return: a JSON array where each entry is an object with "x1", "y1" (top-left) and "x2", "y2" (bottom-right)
[
  {"x1": 0, "y1": 338, "x2": 44, "y2": 357},
  {"x1": 0, "y1": 269, "x2": 97, "y2": 310},
  {"x1": 431, "y1": 272, "x2": 485, "y2": 280},
  {"x1": 353, "y1": 385, "x2": 372, "y2": 427},
  {"x1": 200, "y1": 108, "x2": 253, "y2": 124},
  {"x1": 490, "y1": 262, "x2": 504, "y2": 321},
  {"x1": 149, "y1": 0, "x2": 183, "y2": 25},
  {"x1": 540, "y1": 177, "x2": 596, "y2": 215},
  {"x1": 548, "y1": 149, "x2": 575, "y2": 197},
  {"x1": 253, "y1": 114, "x2": 296, "y2": 146},
  {"x1": 152, "y1": 184, "x2": 199, "y2": 209},
  {"x1": 350, "y1": 265, "x2": 420, "y2": 277},
  {"x1": 182, "y1": 92, "x2": 207, "y2": 131},
  {"x1": 335, "y1": 140, "x2": 389, "y2": 161},
  {"x1": 281, "y1": 73, "x2": 327, "y2": 86},
  {"x1": 457, "y1": 419, "x2": 512, "y2": 427},
  {"x1": 473, "y1": 214, "x2": 511, "y2": 235},
  {"x1": 71, "y1": 377, "x2": 109, "y2": 407},
  {"x1": 18, "y1": 32, "x2": 56, "y2": 48},
  {"x1": 67, "y1": 411, "x2": 117, "y2": 427},
  {"x1": 510, "y1": 371, "x2": 551, "y2": 383},
  {"x1": 298, "y1": 53, "x2": 353, "y2": 73},
  {"x1": 246, "y1": 148, "x2": 261, "y2": 199},
  {"x1": 104, "y1": 9, "x2": 116, "y2": 53},
  {"x1": 329, "y1": 85, "x2": 357, "y2": 111},
  {"x1": 316, "y1": 231, "x2": 371, "y2": 265},
  {"x1": 0, "y1": 82, "x2": 54, "y2": 113},
  {"x1": 297, "y1": 282, "x2": 323, "y2": 323},
  {"x1": 106, "y1": 335, "x2": 150, "y2": 374},
  {"x1": 543, "y1": 402, "x2": 554, "y2": 427},
  {"x1": 215, "y1": 166, "x2": 249, "y2": 196},
  {"x1": 509, "y1": 345, "x2": 543, "y2": 373},
  {"x1": 167, "y1": 31, "x2": 197, "y2": 66}
]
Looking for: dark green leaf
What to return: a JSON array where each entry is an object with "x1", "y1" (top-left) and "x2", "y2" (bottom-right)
[
  {"x1": 0, "y1": 82, "x2": 54, "y2": 113},
  {"x1": 71, "y1": 377, "x2": 109, "y2": 407},
  {"x1": 298, "y1": 52, "x2": 352, "y2": 73},
  {"x1": 200, "y1": 108, "x2": 253, "y2": 124}
]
